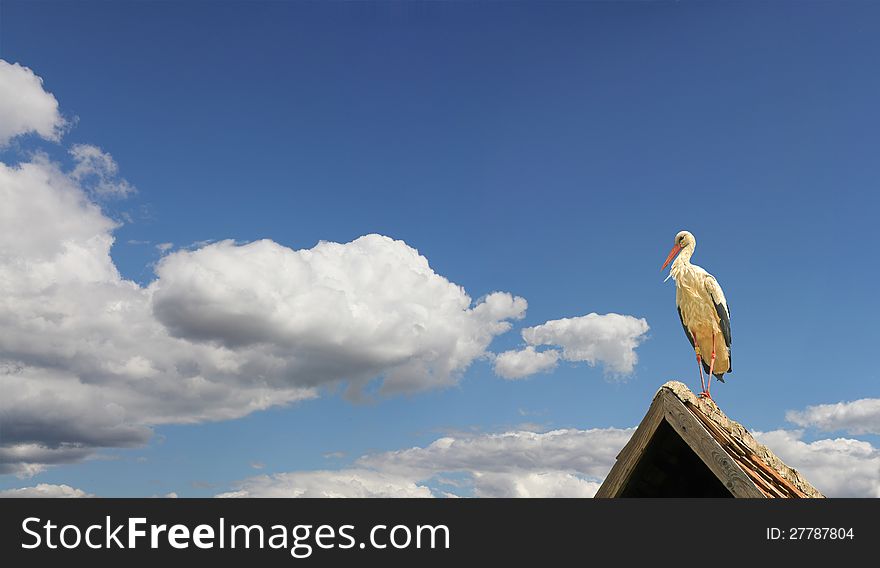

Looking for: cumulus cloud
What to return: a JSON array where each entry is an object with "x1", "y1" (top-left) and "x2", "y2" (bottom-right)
[
  {"x1": 151, "y1": 236, "x2": 526, "y2": 395},
  {"x1": 221, "y1": 427, "x2": 632, "y2": 498},
  {"x1": 217, "y1": 470, "x2": 434, "y2": 498},
  {"x1": 0, "y1": 442, "x2": 96, "y2": 478},
  {"x1": 0, "y1": 156, "x2": 317, "y2": 474},
  {"x1": 69, "y1": 144, "x2": 136, "y2": 198},
  {"x1": 0, "y1": 483, "x2": 93, "y2": 498},
  {"x1": 0, "y1": 60, "x2": 66, "y2": 146},
  {"x1": 786, "y1": 399, "x2": 880, "y2": 436},
  {"x1": 360, "y1": 428, "x2": 630, "y2": 481},
  {"x1": 470, "y1": 471, "x2": 601, "y2": 498},
  {"x1": 755, "y1": 430, "x2": 880, "y2": 498},
  {"x1": 220, "y1": 425, "x2": 880, "y2": 499},
  {"x1": 495, "y1": 313, "x2": 649, "y2": 379},
  {"x1": 494, "y1": 346, "x2": 559, "y2": 379},
  {"x1": 1, "y1": 134, "x2": 525, "y2": 474},
  {"x1": 0, "y1": 155, "x2": 118, "y2": 270}
]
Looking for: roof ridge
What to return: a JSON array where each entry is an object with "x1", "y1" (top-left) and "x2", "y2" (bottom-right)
[{"x1": 657, "y1": 381, "x2": 824, "y2": 498}]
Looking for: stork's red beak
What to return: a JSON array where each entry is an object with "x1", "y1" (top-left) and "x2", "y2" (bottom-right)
[{"x1": 661, "y1": 243, "x2": 681, "y2": 270}]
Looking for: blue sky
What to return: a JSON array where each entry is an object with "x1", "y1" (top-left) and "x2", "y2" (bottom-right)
[{"x1": 1, "y1": 1, "x2": 878, "y2": 498}]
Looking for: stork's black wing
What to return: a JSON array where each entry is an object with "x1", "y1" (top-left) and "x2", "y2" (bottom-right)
[
  {"x1": 703, "y1": 275, "x2": 731, "y2": 348},
  {"x1": 705, "y1": 275, "x2": 732, "y2": 375},
  {"x1": 714, "y1": 300, "x2": 731, "y2": 350},
  {"x1": 678, "y1": 307, "x2": 694, "y2": 349}
]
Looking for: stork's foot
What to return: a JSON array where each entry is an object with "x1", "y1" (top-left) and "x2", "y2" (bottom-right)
[{"x1": 698, "y1": 390, "x2": 713, "y2": 400}]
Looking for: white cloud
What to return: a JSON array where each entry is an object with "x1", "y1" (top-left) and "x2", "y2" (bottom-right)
[
  {"x1": 497, "y1": 313, "x2": 650, "y2": 379},
  {"x1": 156, "y1": 242, "x2": 173, "y2": 252},
  {"x1": 360, "y1": 428, "x2": 631, "y2": 481},
  {"x1": 786, "y1": 399, "x2": 880, "y2": 435},
  {"x1": 0, "y1": 155, "x2": 118, "y2": 272},
  {"x1": 494, "y1": 346, "x2": 559, "y2": 379},
  {"x1": 221, "y1": 427, "x2": 633, "y2": 498},
  {"x1": 151, "y1": 236, "x2": 526, "y2": 395},
  {"x1": 219, "y1": 425, "x2": 880, "y2": 498},
  {"x1": 0, "y1": 483, "x2": 93, "y2": 498},
  {"x1": 0, "y1": 60, "x2": 66, "y2": 146},
  {"x1": 0, "y1": 156, "x2": 317, "y2": 474},
  {"x1": 471, "y1": 471, "x2": 601, "y2": 498},
  {"x1": 217, "y1": 470, "x2": 434, "y2": 498},
  {"x1": 69, "y1": 144, "x2": 136, "y2": 198},
  {"x1": 0, "y1": 447, "x2": 94, "y2": 478},
  {"x1": 1, "y1": 150, "x2": 525, "y2": 474},
  {"x1": 755, "y1": 430, "x2": 880, "y2": 498}
]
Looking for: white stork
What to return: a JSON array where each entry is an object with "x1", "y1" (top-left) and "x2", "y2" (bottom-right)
[{"x1": 661, "y1": 230, "x2": 731, "y2": 399}]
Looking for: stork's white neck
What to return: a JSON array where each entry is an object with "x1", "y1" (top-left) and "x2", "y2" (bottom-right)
[{"x1": 670, "y1": 245, "x2": 695, "y2": 279}]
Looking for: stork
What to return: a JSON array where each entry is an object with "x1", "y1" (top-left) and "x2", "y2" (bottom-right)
[{"x1": 661, "y1": 230, "x2": 731, "y2": 399}]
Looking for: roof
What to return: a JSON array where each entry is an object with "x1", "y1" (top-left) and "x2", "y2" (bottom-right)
[{"x1": 595, "y1": 381, "x2": 824, "y2": 498}]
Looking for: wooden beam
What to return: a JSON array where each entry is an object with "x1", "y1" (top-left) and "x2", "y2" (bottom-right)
[{"x1": 594, "y1": 393, "x2": 666, "y2": 498}]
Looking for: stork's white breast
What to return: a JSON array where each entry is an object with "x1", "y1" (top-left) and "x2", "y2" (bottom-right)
[{"x1": 674, "y1": 267, "x2": 721, "y2": 334}]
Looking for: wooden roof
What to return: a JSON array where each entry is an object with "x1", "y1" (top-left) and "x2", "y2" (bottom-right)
[{"x1": 595, "y1": 381, "x2": 823, "y2": 498}]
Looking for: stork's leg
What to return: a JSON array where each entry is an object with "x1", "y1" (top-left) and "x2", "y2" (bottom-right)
[
  {"x1": 692, "y1": 331, "x2": 706, "y2": 394},
  {"x1": 696, "y1": 352, "x2": 705, "y2": 393},
  {"x1": 701, "y1": 333, "x2": 717, "y2": 399}
]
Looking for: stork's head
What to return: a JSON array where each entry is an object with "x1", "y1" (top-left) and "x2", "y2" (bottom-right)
[{"x1": 661, "y1": 230, "x2": 695, "y2": 270}]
